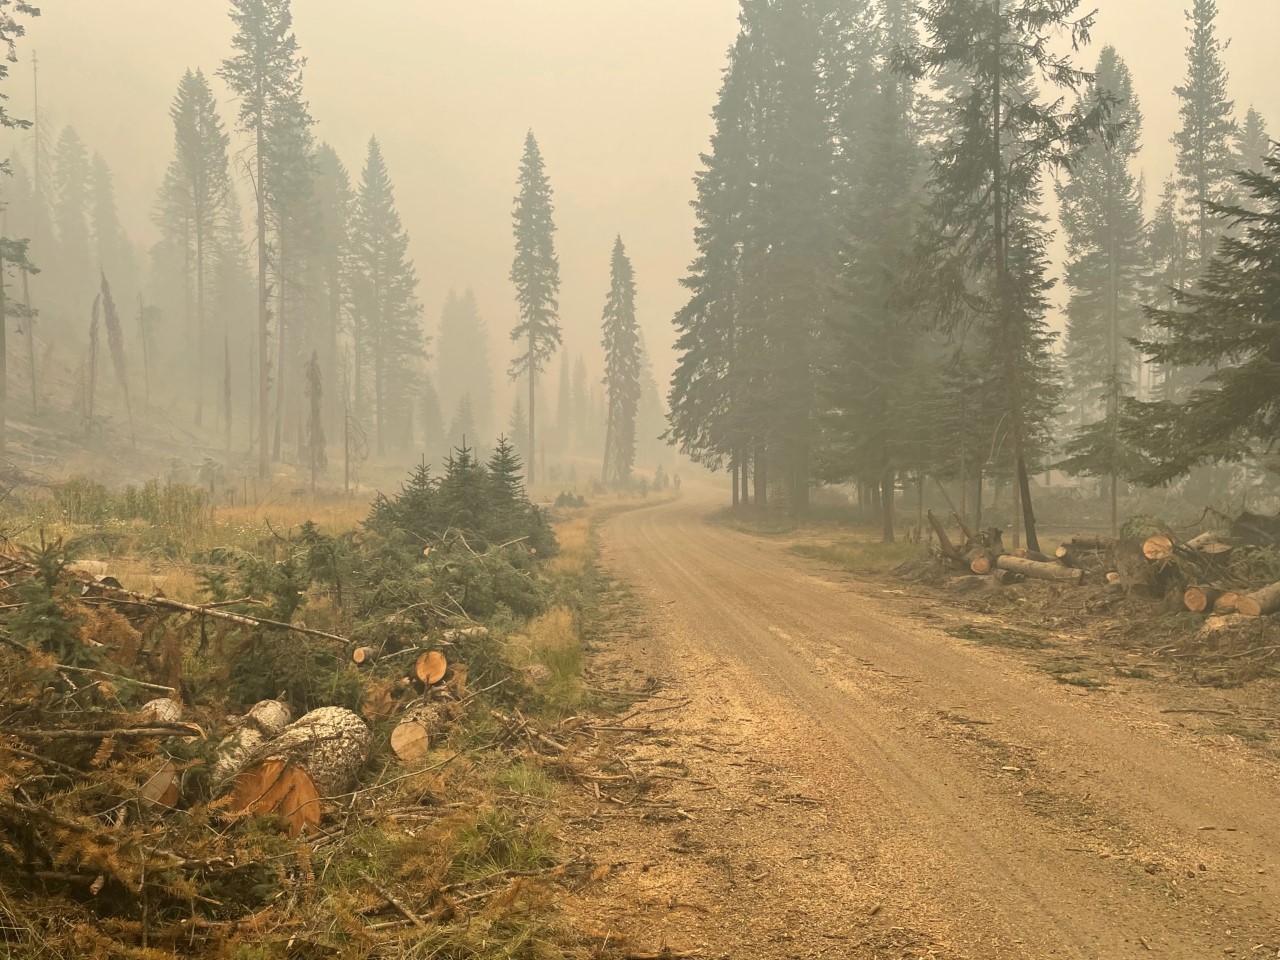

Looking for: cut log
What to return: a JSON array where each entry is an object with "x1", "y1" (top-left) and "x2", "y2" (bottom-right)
[
  {"x1": 139, "y1": 762, "x2": 180, "y2": 810},
  {"x1": 1183, "y1": 585, "x2": 1225, "y2": 614},
  {"x1": 1143, "y1": 534, "x2": 1175, "y2": 561},
  {"x1": 1231, "y1": 511, "x2": 1280, "y2": 548},
  {"x1": 1014, "y1": 548, "x2": 1052, "y2": 563},
  {"x1": 1105, "y1": 572, "x2": 1122, "y2": 584},
  {"x1": 229, "y1": 757, "x2": 321, "y2": 838},
  {"x1": 1185, "y1": 531, "x2": 1233, "y2": 555},
  {"x1": 1236, "y1": 580, "x2": 1280, "y2": 618},
  {"x1": 967, "y1": 550, "x2": 996, "y2": 575},
  {"x1": 389, "y1": 705, "x2": 445, "y2": 764},
  {"x1": 213, "y1": 727, "x2": 266, "y2": 785},
  {"x1": 352, "y1": 646, "x2": 377, "y2": 665},
  {"x1": 441, "y1": 626, "x2": 490, "y2": 643},
  {"x1": 1116, "y1": 539, "x2": 1164, "y2": 597},
  {"x1": 1215, "y1": 592, "x2": 1241, "y2": 614},
  {"x1": 993, "y1": 555, "x2": 1085, "y2": 585},
  {"x1": 139, "y1": 698, "x2": 183, "y2": 725},
  {"x1": 414, "y1": 650, "x2": 448, "y2": 686},
  {"x1": 991, "y1": 569, "x2": 1025, "y2": 586},
  {"x1": 245, "y1": 699, "x2": 292, "y2": 737},
  {"x1": 227, "y1": 707, "x2": 371, "y2": 836}
]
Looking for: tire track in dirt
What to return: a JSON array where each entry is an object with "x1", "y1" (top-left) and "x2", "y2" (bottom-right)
[{"x1": 567, "y1": 494, "x2": 1280, "y2": 959}]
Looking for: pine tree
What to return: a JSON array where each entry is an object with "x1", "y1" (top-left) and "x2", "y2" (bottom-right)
[
  {"x1": 52, "y1": 126, "x2": 92, "y2": 307},
  {"x1": 509, "y1": 131, "x2": 562, "y2": 486},
  {"x1": 219, "y1": 0, "x2": 308, "y2": 479},
  {"x1": 1173, "y1": 0, "x2": 1236, "y2": 267},
  {"x1": 908, "y1": 0, "x2": 1100, "y2": 552},
  {"x1": 437, "y1": 289, "x2": 492, "y2": 440},
  {"x1": 822, "y1": 0, "x2": 926, "y2": 540},
  {"x1": 350, "y1": 137, "x2": 422, "y2": 456},
  {"x1": 600, "y1": 236, "x2": 642, "y2": 485},
  {"x1": 1054, "y1": 46, "x2": 1148, "y2": 535},
  {"x1": 158, "y1": 68, "x2": 232, "y2": 428},
  {"x1": 1125, "y1": 154, "x2": 1280, "y2": 483},
  {"x1": 554, "y1": 355, "x2": 572, "y2": 454},
  {"x1": 0, "y1": 4, "x2": 37, "y2": 158},
  {"x1": 570, "y1": 354, "x2": 589, "y2": 453},
  {"x1": 90, "y1": 154, "x2": 132, "y2": 296},
  {"x1": 1232, "y1": 106, "x2": 1271, "y2": 176},
  {"x1": 313, "y1": 143, "x2": 355, "y2": 439}
]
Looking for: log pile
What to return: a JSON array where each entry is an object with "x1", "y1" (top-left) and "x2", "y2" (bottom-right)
[{"x1": 924, "y1": 510, "x2": 1280, "y2": 621}]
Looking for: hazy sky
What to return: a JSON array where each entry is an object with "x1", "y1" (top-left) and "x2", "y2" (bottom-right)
[{"x1": 8, "y1": 1, "x2": 1280, "y2": 402}]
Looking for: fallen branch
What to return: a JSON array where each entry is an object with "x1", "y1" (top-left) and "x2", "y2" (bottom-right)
[{"x1": 5, "y1": 725, "x2": 201, "y2": 740}]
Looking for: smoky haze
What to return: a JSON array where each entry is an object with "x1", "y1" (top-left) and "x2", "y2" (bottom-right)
[{"x1": 8, "y1": 0, "x2": 1280, "y2": 392}]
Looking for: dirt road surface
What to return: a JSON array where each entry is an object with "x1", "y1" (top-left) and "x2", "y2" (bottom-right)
[{"x1": 569, "y1": 493, "x2": 1280, "y2": 959}]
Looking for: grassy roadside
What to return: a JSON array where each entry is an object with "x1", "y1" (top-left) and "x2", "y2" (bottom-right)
[{"x1": 0, "y1": 476, "x2": 663, "y2": 959}]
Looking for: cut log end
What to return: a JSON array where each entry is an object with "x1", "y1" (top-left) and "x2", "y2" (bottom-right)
[
  {"x1": 1143, "y1": 534, "x2": 1175, "y2": 561},
  {"x1": 352, "y1": 646, "x2": 376, "y2": 665},
  {"x1": 390, "y1": 719, "x2": 431, "y2": 763},
  {"x1": 1183, "y1": 585, "x2": 1224, "y2": 614},
  {"x1": 229, "y1": 757, "x2": 321, "y2": 838},
  {"x1": 1236, "y1": 580, "x2": 1280, "y2": 617},
  {"x1": 415, "y1": 650, "x2": 448, "y2": 686}
]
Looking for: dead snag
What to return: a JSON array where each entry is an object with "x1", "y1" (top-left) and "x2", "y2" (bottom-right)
[
  {"x1": 993, "y1": 555, "x2": 1085, "y2": 585},
  {"x1": 1236, "y1": 581, "x2": 1280, "y2": 618},
  {"x1": 1183, "y1": 585, "x2": 1226, "y2": 614}
]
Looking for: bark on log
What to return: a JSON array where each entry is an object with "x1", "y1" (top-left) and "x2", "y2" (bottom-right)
[
  {"x1": 139, "y1": 698, "x2": 183, "y2": 725},
  {"x1": 1183, "y1": 585, "x2": 1225, "y2": 614},
  {"x1": 994, "y1": 555, "x2": 1085, "y2": 585},
  {"x1": 228, "y1": 707, "x2": 371, "y2": 836},
  {"x1": 442, "y1": 626, "x2": 490, "y2": 643},
  {"x1": 1014, "y1": 548, "x2": 1052, "y2": 563},
  {"x1": 1236, "y1": 580, "x2": 1280, "y2": 618},
  {"x1": 1185, "y1": 532, "x2": 1233, "y2": 556},
  {"x1": 213, "y1": 727, "x2": 266, "y2": 785},
  {"x1": 352, "y1": 646, "x2": 377, "y2": 665},
  {"x1": 245, "y1": 699, "x2": 292, "y2": 738},
  {"x1": 992, "y1": 569, "x2": 1025, "y2": 586},
  {"x1": 1143, "y1": 534, "x2": 1175, "y2": 561},
  {"x1": 1115, "y1": 539, "x2": 1163, "y2": 597}
]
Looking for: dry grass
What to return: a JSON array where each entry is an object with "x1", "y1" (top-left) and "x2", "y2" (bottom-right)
[{"x1": 545, "y1": 515, "x2": 590, "y2": 579}]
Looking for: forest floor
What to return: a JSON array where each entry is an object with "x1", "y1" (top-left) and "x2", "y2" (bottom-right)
[{"x1": 557, "y1": 489, "x2": 1280, "y2": 959}]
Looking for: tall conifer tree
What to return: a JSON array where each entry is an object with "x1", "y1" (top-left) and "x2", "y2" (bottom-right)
[
  {"x1": 600, "y1": 236, "x2": 641, "y2": 485},
  {"x1": 508, "y1": 132, "x2": 561, "y2": 486},
  {"x1": 350, "y1": 136, "x2": 423, "y2": 456}
]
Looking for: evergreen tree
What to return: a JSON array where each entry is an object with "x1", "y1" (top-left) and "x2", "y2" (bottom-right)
[
  {"x1": 158, "y1": 68, "x2": 232, "y2": 427},
  {"x1": 1145, "y1": 176, "x2": 1193, "y2": 400},
  {"x1": 0, "y1": 3, "x2": 38, "y2": 165},
  {"x1": 1173, "y1": 0, "x2": 1236, "y2": 267},
  {"x1": 0, "y1": 238, "x2": 37, "y2": 453},
  {"x1": 1232, "y1": 106, "x2": 1271, "y2": 177},
  {"x1": 600, "y1": 236, "x2": 642, "y2": 485},
  {"x1": 219, "y1": 0, "x2": 308, "y2": 479},
  {"x1": 437, "y1": 288, "x2": 492, "y2": 440},
  {"x1": 448, "y1": 393, "x2": 477, "y2": 453},
  {"x1": 90, "y1": 154, "x2": 132, "y2": 295},
  {"x1": 908, "y1": 0, "x2": 1100, "y2": 551},
  {"x1": 1125, "y1": 154, "x2": 1280, "y2": 483},
  {"x1": 313, "y1": 143, "x2": 355, "y2": 438},
  {"x1": 350, "y1": 136, "x2": 423, "y2": 456},
  {"x1": 822, "y1": 0, "x2": 926, "y2": 540},
  {"x1": 508, "y1": 131, "x2": 562, "y2": 486},
  {"x1": 1055, "y1": 46, "x2": 1148, "y2": 534},
  {"x1": 51, "y1": 126, "x2": 92, "y2": 307}
]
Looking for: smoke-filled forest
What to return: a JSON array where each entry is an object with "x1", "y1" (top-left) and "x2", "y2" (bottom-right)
[{"x1": 1, "y1": 1, "x2": 1280, "y2": 958}]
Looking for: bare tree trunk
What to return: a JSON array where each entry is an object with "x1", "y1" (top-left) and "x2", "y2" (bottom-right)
[
  {"x1": 731, "y1": 458, "x2": 740, "y2": 507},
  {"x1": 224, "y1": 332, "x2": 233, "y2": 454},
  {"x1": 256, "y1": 125, "x2": 270, "y2": 481},
  {"x1": 23, "y1": 268, "x2": 36, "y2": 416},
  {"x1": 881, "y1": 471, "x2": 895, "y2": 543},
  {"x1": 754, "y1": 448, "x2": 767, "y2": 509},
  {"x1": 195, "y1": 216, "x2": 205, "y2": 428},
  {"x1": 273, "y1": 232, "x2": 287, "y2": 462},
  {"x1": 0, "y1": 252, "x2": 7, "y2": 454},
  {"x1": 528, "y1": 333, "x2": 537, "y2": 487}
]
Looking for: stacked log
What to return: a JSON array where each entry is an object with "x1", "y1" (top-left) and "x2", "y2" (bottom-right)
[
  {"x1": 995, "y1": 555, "x2": 1085, "y2": 585},
  {"x1": 1236, "y1": 582, "x2": 1280, "y2": 618}
]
